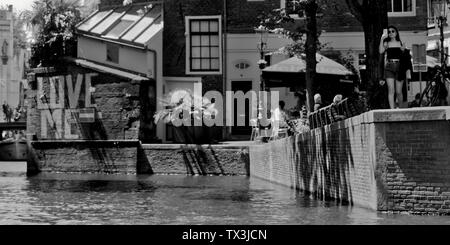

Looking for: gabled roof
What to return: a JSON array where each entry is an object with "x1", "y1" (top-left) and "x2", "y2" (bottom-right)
[{"x1": 76, "y1": 2, "x2": 163, "y2": 48}]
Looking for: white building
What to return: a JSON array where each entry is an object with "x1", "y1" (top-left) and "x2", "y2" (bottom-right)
[{"x1": 1, "y1": 5, "x2": 28, "y2": 121}]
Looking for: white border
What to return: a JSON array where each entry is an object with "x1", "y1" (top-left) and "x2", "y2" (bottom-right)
[
  {"x1": 388, "y1": 0, "x2": 416, "y2": 17},
  {"x1": 185, "y1": 15, "x2": 223, "y2": 75}
]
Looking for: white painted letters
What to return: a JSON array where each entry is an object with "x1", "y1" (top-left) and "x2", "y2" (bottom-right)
[{"x1": 39, "y1": 73, "x2": 98, "y2": 139}]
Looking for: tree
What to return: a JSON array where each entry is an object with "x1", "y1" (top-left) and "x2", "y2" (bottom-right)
[
  {"x1": 21, "y1": 0, "x2": 82, "y2": 67},
  {"x1": 304, "y1": 1, "x2": 319, "y2": 113},
  {"x1": 260, "y1": 0, "x2": 335, "y2": 113},
  {"x1": 345, "y1": 0, "x2": 388, "y2": 109}
]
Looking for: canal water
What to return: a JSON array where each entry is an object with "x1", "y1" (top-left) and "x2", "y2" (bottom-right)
[{"x1": 1, "y1": 162, "x2": 450, "y2": 225}]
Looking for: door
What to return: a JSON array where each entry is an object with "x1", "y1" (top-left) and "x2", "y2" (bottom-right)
[{"x1": 232, "y1": 81, "x2": 252, "y2": 136}]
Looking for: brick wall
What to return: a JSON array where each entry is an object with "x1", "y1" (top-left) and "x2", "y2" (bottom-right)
[
  {"x1": 250, "y1": 107, "x2": 450, "y2": 214},
  {"x1": 26, "y1": 63, "x2": 155, "y2": 141},
  {"x1": 250, "y1": 118, "x2": 378, "y2": 210},
  {"x1": 376, "y1": 120, "x2": 450, "y2": 214},
  {"x1": 162, "y1": 0, "x2": 279, "y2": 79},
  {"x1": 28, "y1": 141, "x2": 142, "y2": 175},
  {"x1": 27, "y1": 142, "x2": 249, "y2": 176},
  {"x1": 318, "y1": 0, "x2": 428, "y2": 32},
  {"x1": 100, "y1": 0, "x2": 279, "y2": 33},
  {"x1": 141, "y1": 144, "x2": 249, "y2": 175}
]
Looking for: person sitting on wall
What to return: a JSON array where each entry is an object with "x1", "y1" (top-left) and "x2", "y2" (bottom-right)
[
  {"x1": 13, "y1": 107, "x2": 20, "y2": 122},
  {"x1": 329, "y1": 94, "x2": 346, "y2": 122},
  {"x1": 313, "y1": 94, "x2": 323, "y2": 111},
  {"x1": 408, "y1": 93, "x2": 422, "y2": 108}
]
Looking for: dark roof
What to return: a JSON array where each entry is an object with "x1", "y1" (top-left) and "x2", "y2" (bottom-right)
[{"x1": 76, "y1": 2, "x2": 163, "y2": 48}]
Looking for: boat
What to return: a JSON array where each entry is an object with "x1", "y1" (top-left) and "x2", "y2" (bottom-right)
[
  {"x1": 0, "y1": 121, "x2": 28, "y2": 162},
  {"x1": 0, "y1": 138, "x2": 27, "y2": 161}
]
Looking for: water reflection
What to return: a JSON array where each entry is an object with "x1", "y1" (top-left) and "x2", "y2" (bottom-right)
[{"x1": 0, "y1": 166, "x2": 450, "y2": 224}]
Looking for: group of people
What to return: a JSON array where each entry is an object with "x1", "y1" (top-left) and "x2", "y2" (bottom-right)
[
  {"x1": 260, "y1": 25, "x2": 450, "y2": 139},
  {"x1": 314, "y1": 93, "x2": 350, "y2": 121},
  {"x1": 2, "y1": 101, "x2": 26, "y2": 123},
  {"x1": 1, "y1": 102, "x2": 26, "y2": 141}
]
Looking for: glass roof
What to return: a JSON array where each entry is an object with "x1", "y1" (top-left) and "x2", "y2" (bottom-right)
[
  {"x1": 104, "y1": 19, "x2": 134, "y2": 39},
  {"x1": 91, "y1": 11, "x2": 124, "y2": 34},
  {"x1": 134, "y1": 16, "x2": 162, "y2": 45},
  {"x1": 121, "y1": 4, "x2": 162, "y2": 43},
  {"x1": 77, "y1": 11, "x2": 111, "y2": 32},
  {"x1": 77, "y1": 3, "x2": 163, "y2": 46}
]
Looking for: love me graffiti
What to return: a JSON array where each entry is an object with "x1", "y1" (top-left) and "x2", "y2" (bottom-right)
[{"x1": 37, "y1": 73, "x2": 98, "y2": 139}]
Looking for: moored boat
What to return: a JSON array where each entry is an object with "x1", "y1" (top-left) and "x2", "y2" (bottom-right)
[{"x1": 0, "y1": 139, "x2": 28, "y2": 161}]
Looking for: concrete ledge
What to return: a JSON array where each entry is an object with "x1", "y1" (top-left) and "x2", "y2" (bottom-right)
[
  {"x1": 31, "y1": 140, "x2": 140, "y2": 149},
  {"x1": 314, "y1": 107, "x2": 450, "y2": 132},
  {"x1": 367, "y1": 106, "x2": 450, "y2": 123},
  {"x1": 141, "y1": 143, "x2": 254, "y2": 150}
]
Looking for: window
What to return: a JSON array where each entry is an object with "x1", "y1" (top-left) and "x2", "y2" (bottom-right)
[
  {"x1": 235, "y1": 61, "x2": 251, "y2": 70},
  {"x1": 186, "y1": 16, "x2": 222, "y2": 74},
  {"x1": 281, "y1": 0, "x2": 305, "y2": 18},
  {"x1": 428, "y1": 0, "x2": 447, "y2": 27},
  {"x1": 387, "y1": 0, "x2": 416, "y2": 17},
  {"x1": 106, "y1": 43, "x2": 119, "y2": 63}
]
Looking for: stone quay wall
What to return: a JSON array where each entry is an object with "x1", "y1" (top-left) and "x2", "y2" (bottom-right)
[
  {"x1": 28, "y1": 141, "x2": 142, "y2": 175},
  {"x1": 250, "y1": 107, "x2": 450, "y2": 214},
  {"x1": 141, "y1": 144, "x2": 249, "y2": 176},
  {"x1": 28, "y1": 142, "x2": 250, "y2": 176},
  {"x1": 250, "y1": 115, "x2": 377, "y2": 210}
]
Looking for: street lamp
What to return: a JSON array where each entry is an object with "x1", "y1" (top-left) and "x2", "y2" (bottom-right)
[
  {"x1": 255, "y1": 25, "x2": 269, "y2": 91},
  {"x1": 436, "y1": 0, "x2": 449, "y2": 66},
  {"x1": 254, "y1": 25, "x2": 270, "y2": 139}
]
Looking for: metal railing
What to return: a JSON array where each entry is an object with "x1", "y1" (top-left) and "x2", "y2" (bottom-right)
[{"x1": 308, "y1": 97, "x2": 368, "y2": 129}]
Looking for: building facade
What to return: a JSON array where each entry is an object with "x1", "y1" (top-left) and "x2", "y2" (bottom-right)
[
  {"x1": 1, "y1": 5, "x2": 29, "y2": 122},
  {"x1": 86, "y1": 0, "x2": 291, "y2": 142},
  {"x1": 75, "y1": 0, "x2": 441, "y2": 142},
  {"x1": 306, "y1": 0, "x2": 429, "y2": 102},
  {"x1": 428, "y1": 0, "x2": 450, "y2": 63}
]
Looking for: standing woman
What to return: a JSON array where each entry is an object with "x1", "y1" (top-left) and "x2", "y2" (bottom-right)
[{"x1": 379, "y1": 25, "x2": 407, "y2": 109}]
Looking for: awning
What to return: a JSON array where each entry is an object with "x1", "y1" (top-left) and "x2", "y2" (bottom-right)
[
  {"x1": 427, "y1": 55, "x2": 440, "y2": 68},
  {"x1": 263, "y1": 53, "x2": 353, "y2": 76},
  {"x1": 71, "y1": 58, "x2": 150, "y2": 82}
]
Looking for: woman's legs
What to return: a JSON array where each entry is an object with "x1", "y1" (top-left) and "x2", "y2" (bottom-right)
[
  {"x1": 387, "y1": 78, "x2": 396, "y2": 109},
  {"x1": 396, "y1": 80, "x2": 405, "y2": 108}
]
